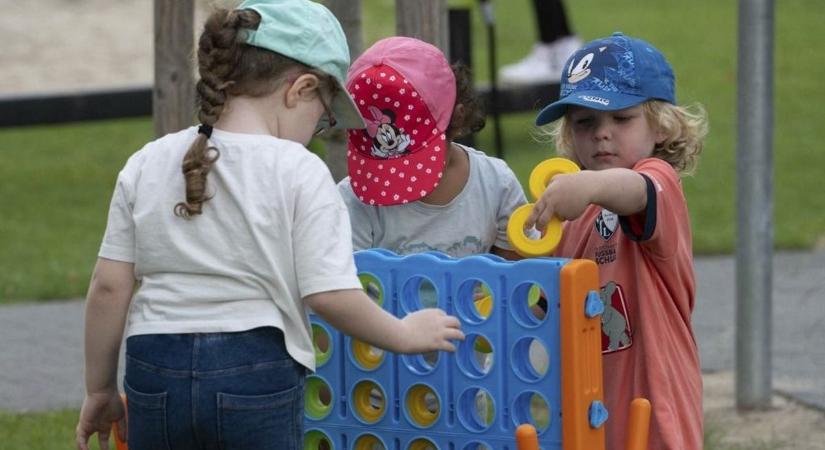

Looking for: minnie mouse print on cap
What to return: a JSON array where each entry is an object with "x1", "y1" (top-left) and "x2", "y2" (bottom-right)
[{"x1": 345, "y1": 37, "x2": 457, "y2": 206}]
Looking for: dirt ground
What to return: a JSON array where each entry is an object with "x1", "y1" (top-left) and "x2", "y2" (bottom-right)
[
  {"x1": 0, "y1": 0, "x2": 232, "y2": 95},
  {"x1": 3, "y1": 1, "x2": 825, "y2": 448},
  {"x1": 703, "y1": 371, "x2": 825, "y2": 449}
]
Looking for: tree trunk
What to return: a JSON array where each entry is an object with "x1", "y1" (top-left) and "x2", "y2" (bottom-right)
[
  {"x1": 153, "y1": 0, "x2": 195, "y2": 137},
  {"x1": 395, "y1": 0, "x2": 450, "y2": 56}
]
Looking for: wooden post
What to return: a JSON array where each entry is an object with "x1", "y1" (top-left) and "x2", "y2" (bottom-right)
[
  {"x1": 153, "y1": 0, "x2": 195, "y2": 137},
  {"x1": 395, "y1": 0, "x2": 450, "y2": 56},
  {"x1": 324, "y1": 0, "x2": 364, "y2": 182}
]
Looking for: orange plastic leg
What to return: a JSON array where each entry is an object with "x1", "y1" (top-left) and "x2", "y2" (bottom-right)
[
  {"x1": 515, "y1": 423, "x2": 540, "y2": 450},
  {"x1": 625, "y1": 398, "x2": 651, "y2": 450},
  {"x1": 560, "y1": 259, "x2": 605, "y2": 450},
  {"x1": 113, "y1": 393, "x2": 128, "y2": 450}
]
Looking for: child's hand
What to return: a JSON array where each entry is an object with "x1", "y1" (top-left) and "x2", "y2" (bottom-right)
[
  {"x1": 525, "y1": 172, "x2": 596, "y2": 232},
  {"x1": 76, "y1": 391, "x2": 126, "y2": 450},
  {"x1": 399, "y1": 309, "x2": 464, "y2": 353}
]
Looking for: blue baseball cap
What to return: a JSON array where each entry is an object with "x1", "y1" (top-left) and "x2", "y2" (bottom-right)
[
  {"x1": 535, "y1": 32, "x2": 675, "y2": 125},
  {"x1": 236, "y1": 0, "x2": 365, "y2": 129}
]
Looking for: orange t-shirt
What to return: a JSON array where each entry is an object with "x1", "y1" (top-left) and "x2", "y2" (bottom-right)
[{"x1": 555, "y1": 158, "x2": 702, "y2": 450}]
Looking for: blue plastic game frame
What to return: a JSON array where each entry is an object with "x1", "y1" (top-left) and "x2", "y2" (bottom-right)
[{"x1": 305, "y1": 249, "x2": 590, "y2": 450}]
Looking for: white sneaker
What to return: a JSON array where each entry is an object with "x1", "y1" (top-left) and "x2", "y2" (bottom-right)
[
  {"x1": 498, "y1": 36, "x2": 583, "y2": 85},
  {"x1": 550, "y1": 35, "x2": 584, "y2": 76}
]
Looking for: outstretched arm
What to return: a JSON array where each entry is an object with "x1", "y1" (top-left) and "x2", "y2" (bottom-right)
[
  {"x1": 76, "y1": 258, "x2": 135, "y2": 450},
  {"x1": 305, "y1": 289, "x2": 464, "y2": 354},
  {"x1": 525, "y1": 169, "x2": 648, "y2": 232}
]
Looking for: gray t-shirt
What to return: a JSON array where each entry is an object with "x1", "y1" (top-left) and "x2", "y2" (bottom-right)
[{"x1": 337, "y1": 145, "x2": 528, "y2": 257}]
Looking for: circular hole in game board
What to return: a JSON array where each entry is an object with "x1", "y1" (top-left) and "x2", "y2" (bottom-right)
[
  {"x1": 455, "y1": 279, "x2": 494, "y2": 325},
  {"x1": 401, "y1": 276, "x2": 439, "y2": 311},
  {"x1": 351, "y1": 380, "x2": 386, "y2": 424},
  {"x1": 404, "y1": 384, "x2": 441, "y2": 428},
  {"x1": 359, "y1": 273, "x2": 384, "y2": 306},
  {"x1": 353, "y1": 433, "x2": 387, "y2": 450},
  {"x1": 457, "y1": 386, "x2": 496, "y2": 432},
  {"x1": 510, "y1": 337, "x2": 550, "y2": 382},
  {"x1": 304, "y1": 376, "x2": 333, "y2": 420},
  {"x1": 461, "y1": 443, "x2": 492, "y2": 450},
  {"x1": 351, "y1": 339, "x2": 385, "y2": 371},
  {"x1": 402, "y1": 350, "x2": 439, "y2": 375},
  {"x1": 512, "y1": 390, "x2": 552, "y2": 433},
  {"x1": 407, "y1": 438, "x2": 439, "y2": 450},
  {"x1": 304, "y1": 429, "x2": 333, "y2": 450},
  {"x1": 510, "y1": 283, "x2": 548, "y2": 327},
  {"x1": 312, "y1": 322, "x2": 332, "y2": 367},
  {"x1": 457, "y1": 333, "x2": 494, "y2": 379}
]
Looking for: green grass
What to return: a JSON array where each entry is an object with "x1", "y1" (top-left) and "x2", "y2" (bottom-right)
[
  {"x1": 0, "y1": 118, "x2": 152, "y2": 302},
  {"x1": 0, "y1": 409, "x2": 110, "y2": 450},
  {"x1": 2, "y1": 0, "x2": 824, "y2": 302}
]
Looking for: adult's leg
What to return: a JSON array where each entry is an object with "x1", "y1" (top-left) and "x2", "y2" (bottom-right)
[
  {"x1": 499, "y1": 0, "x2": 582, "y2": 84},
  {"x1": 534, "y1": 0, "x2": 573, "y2": 43}
]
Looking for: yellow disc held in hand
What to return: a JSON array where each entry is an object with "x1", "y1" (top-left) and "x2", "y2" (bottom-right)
[
  {"x1": 528, "y1": 158, "x2": 580, "y2": 201},
  {"x1": 507, "y1": 158, "x2": 579, "y2": 257},
  {"x1": 507, "y1": 204, "x2": 564, "y2": 257}
]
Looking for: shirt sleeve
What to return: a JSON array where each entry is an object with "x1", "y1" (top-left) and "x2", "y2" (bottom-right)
[
  {"x1": 493, "y1": 160, "x2": 530, "y2": 250},
  {"x1": 98, "y1": 169, "x2": 136, "y2": 263},
  {"x1": 293, "y1": 161, "x2": 363, "y2": 298},
  {"x1": 336, "y1": 177, "x2": 375, "y2": 251},
  {"x1": 619, "y1": 158, "x2": 691, "y2": 260}
]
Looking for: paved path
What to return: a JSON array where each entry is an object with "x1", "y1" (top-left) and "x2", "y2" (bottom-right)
[
  {"x1": 1, "y1": 251, "x2": 823, "y2": 412},
  {"x1": 693, "y1": 250, "x2": 825, "y2": 410}
]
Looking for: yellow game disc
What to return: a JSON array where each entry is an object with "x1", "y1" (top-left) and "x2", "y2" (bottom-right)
[
  {"x1": 507, "y1": 203, "x2": 563, "y2": 257},
  {"x1": 528, "y1": 158, "x2": 580, "y2": 201},
  {"x1": 506, "y1": 158, "x2": 578, "y2": 257},
  {"x1": 474, "y1": 295, "x2": 492, "y2": 318}
]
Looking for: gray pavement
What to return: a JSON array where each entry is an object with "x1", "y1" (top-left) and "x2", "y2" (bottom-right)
[
  {"x1": 1, "y1": 250, "x2": 823, "y2": 413},
  {"x1": 693, "y1": 250, "x2": 825, "y2": 410}
]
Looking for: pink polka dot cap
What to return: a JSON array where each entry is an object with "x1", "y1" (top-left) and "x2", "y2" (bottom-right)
[{"x1": 345, "y1": 37, "x2": 457, "y2": 206}]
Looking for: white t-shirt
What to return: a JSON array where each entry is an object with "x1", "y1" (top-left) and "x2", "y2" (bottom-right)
[
  {"x1": 336, "y1": 145, "x2": 528, "y2": 257},
  {"x1": 99, "y1": 127, "x2": 361, "y2": 371}
]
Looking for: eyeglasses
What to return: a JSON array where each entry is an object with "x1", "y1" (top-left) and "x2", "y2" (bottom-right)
[{"x1": 314, "y1": 94, "x2": 337, "y2": 137}]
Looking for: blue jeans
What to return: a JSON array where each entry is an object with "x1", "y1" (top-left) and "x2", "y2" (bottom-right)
[{"x1": 124, "y1": 327, "x2": 306, "y2": 450}]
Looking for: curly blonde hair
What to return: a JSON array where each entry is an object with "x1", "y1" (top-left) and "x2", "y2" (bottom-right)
[
  {"x1": 542, "y1": 100, "x2": 708, "y2": 175},
  {"x1": 175, "y1": 7, "x2": 339, "y2": 218}
]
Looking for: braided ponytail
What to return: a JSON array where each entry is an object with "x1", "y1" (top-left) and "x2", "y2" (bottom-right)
[
  {"x1": 174, "y1": 8, "x2": 340, "y2": 218},
  {"x1": 175, "y1": 9, "x2": 260, "y2": 218}
]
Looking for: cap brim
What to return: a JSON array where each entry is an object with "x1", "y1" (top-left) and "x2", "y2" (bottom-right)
[
  {"x1": 535, "y1": 91, "x2": 650, "y2": 125},
  {"x1": 331, "y1": 81, "x2": 366, "y2": 130},
  {"x1": 347, "y1": 133, "x2": 448, "y2": 206}
]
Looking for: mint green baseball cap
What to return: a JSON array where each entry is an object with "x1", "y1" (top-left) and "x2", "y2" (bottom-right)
[{"x1": 236, "y1": 0, "x2": 365, "y2": 129}]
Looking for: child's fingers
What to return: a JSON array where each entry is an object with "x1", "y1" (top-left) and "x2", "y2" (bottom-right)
[
  {"x1": 442, "y1": 314, "x2": 461, "y2": 330},
  {"x1": 75, "y1": 431, "x2": 89, "y2": 450},
  {"x1": 443, "y1": 327, "x2": 465, "y2": 343},
  {"x1": 438, "y1": 340, "x2": 457, "y2": 353},
  {"x1": 524, "y1": 204, "x2": 541, "y2": 230},
  {"x1": 536, "y1": 209, "x2": 555, "y2": 233},
  {"x1": 116, "y1": 415, "x2": 128, "y2": 444},
  {"x1": 526, "y1": 198, "x2": 555, "y2": 233},
  {"x1": 97, "y1": 430, "x2": 111, "y2": 450}
]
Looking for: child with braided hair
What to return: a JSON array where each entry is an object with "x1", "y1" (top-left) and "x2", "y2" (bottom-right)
[{"x1": 75, "y1": 2, "x2": 463, "y2": 449}]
